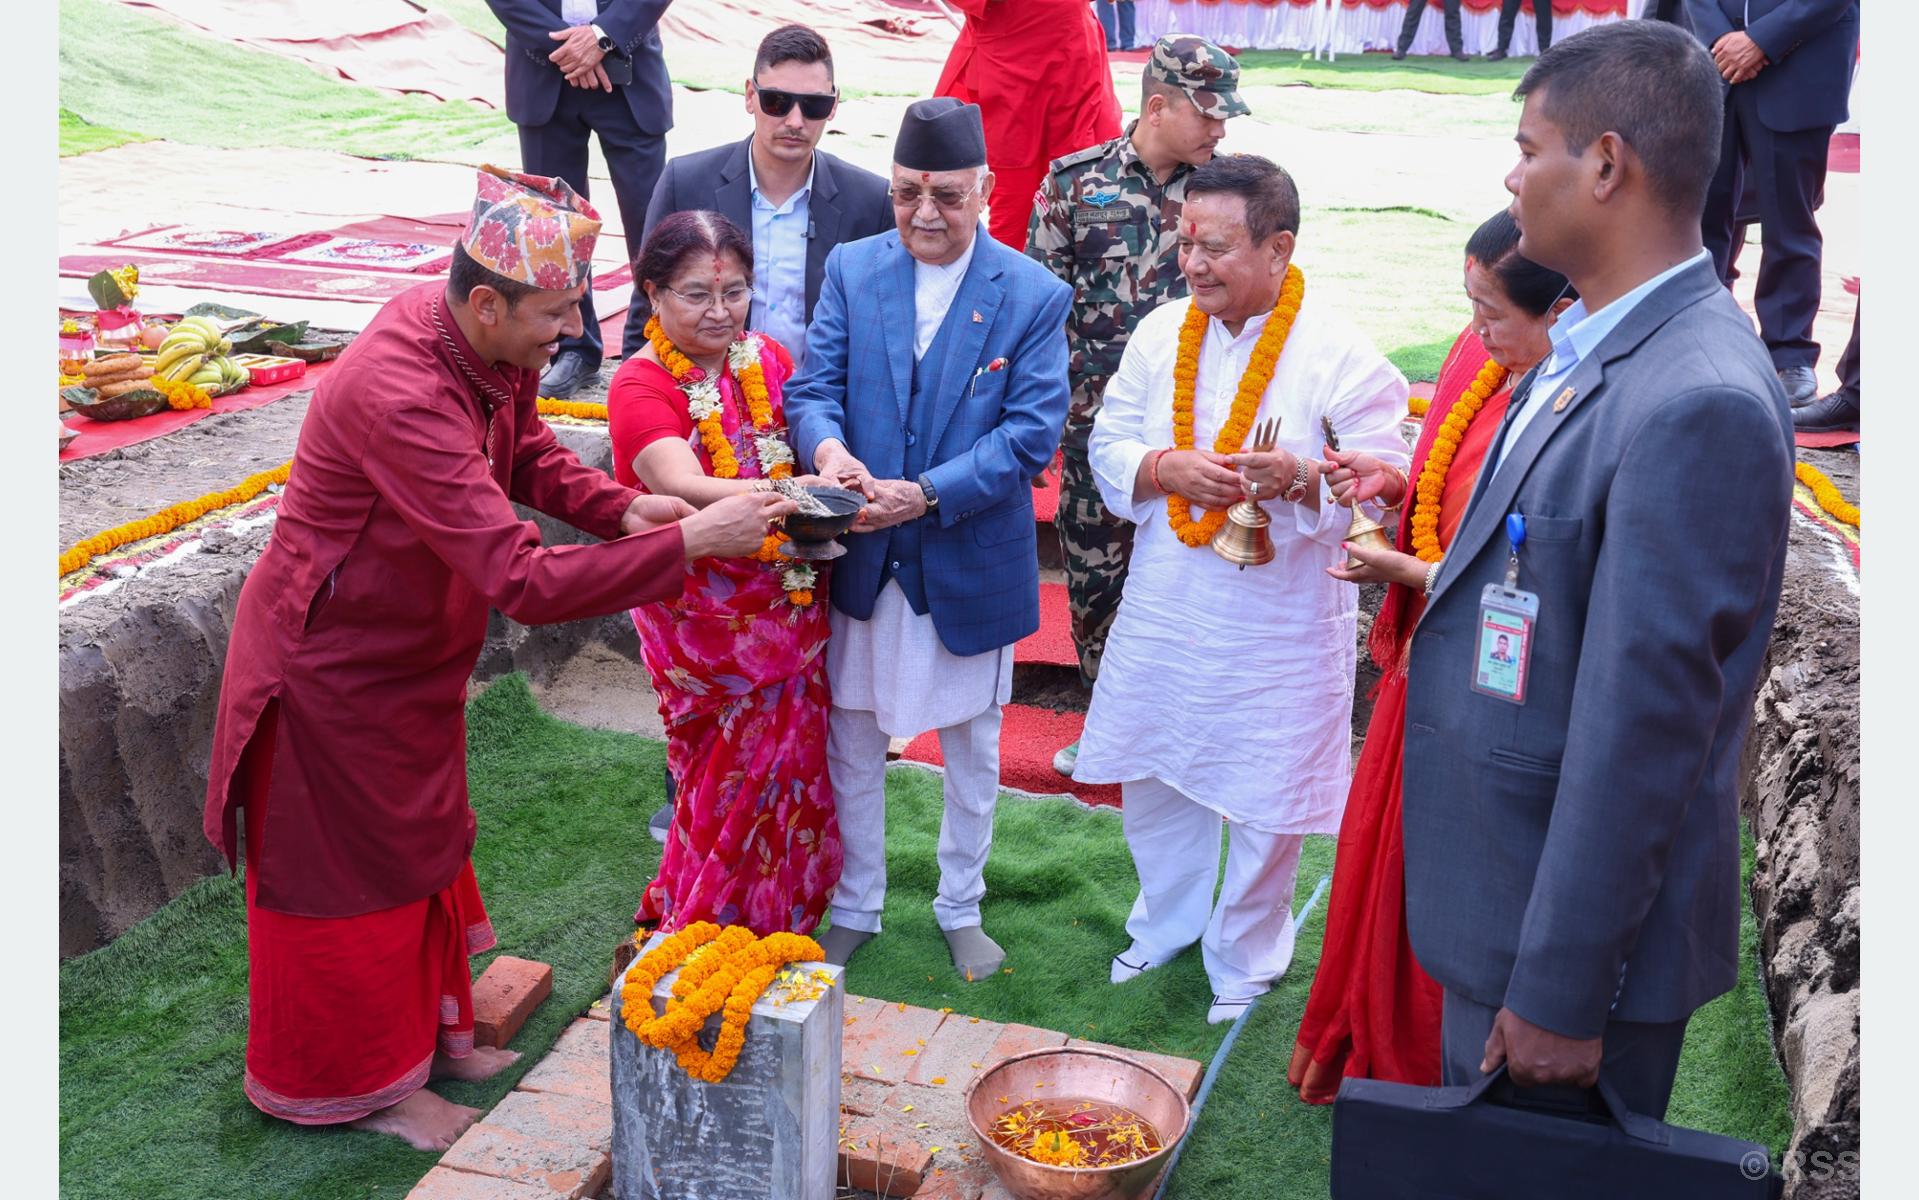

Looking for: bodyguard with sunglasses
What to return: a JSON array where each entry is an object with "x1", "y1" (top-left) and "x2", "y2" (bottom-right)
[{"x1": 624, "y1": 24, "x2": 892, "y2": 370}]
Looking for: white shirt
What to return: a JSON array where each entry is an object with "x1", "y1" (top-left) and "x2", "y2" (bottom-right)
[
  {"x1": 560, "y1": 0, "x2": 597, "y2": 25},
  {"x1": 912, "y1": 232, "x2": 979, "y2": 360},
  {"x1": 1074, "y1": 296, "x2": 1410, "y2": 833}
]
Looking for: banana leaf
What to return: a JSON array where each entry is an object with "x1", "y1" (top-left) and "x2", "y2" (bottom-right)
[
  {"x1": 66, "y1": 385, "x2": 171, "y2": 422},
  {"x1": 181, "y1": 301, "x2": 263, "y2": 325},
  {"x1": 86, "y1": 268, "x2": 133, "y2": 311},
  {"x1": 227, "y1": 321, "x2": 309, "y2": 355}
]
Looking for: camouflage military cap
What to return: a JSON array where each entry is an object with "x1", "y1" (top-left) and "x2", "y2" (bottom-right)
[{"x1": 1147, "y1": 36, "x2": 1251, "y2": 120}]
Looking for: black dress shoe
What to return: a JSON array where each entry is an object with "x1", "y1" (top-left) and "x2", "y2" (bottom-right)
[
  {"x1": 540, "y1": 349, "x2": 599, "y2": 399},
  {"x1": 1451, "y1": 51, "x2": 1470, "y2": 62},
  {"x1": 1792, "y1": 390, "x2": 1860, "y2": 435},
  {"x1": 1392, "y1": 48, "x2": 1408, "y2": 61},
  {"x1": 1486, "y1": 48, "x2": 1509, "y2": 62},
  {"x1": 1776, "y1": 365, "x2": 1819, "y2": 408}
]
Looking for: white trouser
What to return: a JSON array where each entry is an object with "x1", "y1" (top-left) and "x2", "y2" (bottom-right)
[
  {"x1": 1121, "y1": 776, "x2": 1305, "y2": 1000},
  {"x1": 826, "y1": 703, "x2": 1003, "y2": 934}
]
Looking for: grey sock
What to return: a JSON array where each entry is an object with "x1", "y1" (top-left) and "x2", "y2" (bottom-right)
[
  {"x1": 943, "y1": 925, "x2": 1005, "y2": 982},
  {"x1": 818, "y1": 925, "x2": 874, "y2": 966}
]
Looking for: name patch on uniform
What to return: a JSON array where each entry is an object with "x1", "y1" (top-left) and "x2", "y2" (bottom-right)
[{"x1": 1074, "y1": 203, "x2": 1142, "y2": 225}]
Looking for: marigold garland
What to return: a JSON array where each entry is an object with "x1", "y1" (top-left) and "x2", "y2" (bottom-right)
[
  {"x1": 1167, "y1": 264, "x2": 1306, "y2": 548},
  {"x1": 59, "y1": 460, "x2": 293, "y2": 578},
  {"x1": 1408, "y1": 358, "x2": 1509, "y2": 563},
  {"x1": 620, "y1": 925, "x2": 827, "y2": 1085},
  {"x1": 536, "y1": 396, "x2": 609, "y2": 420},
  {"x1": 645, "y1": 319, "x2": 811, "y2": 607},
  {"x1": 150, "y1": 377, "x2": 213, "y2": 412},
  {"x1": 1407, "y1": 393, "x2": 1431, "y2": 418},
  {"x1": 1795, "y1": 461, "x2": 1859, "y2": 528}
]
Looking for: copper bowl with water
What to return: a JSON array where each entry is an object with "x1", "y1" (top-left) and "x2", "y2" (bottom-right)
[{"x1": 964, "y1": 1046, "x2": 1191, "y2": 1200}]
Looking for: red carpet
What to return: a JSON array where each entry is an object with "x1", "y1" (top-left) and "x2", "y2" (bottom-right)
[
  {"x1": 1829, "y1": 133, "x2": 1859, "y2": 175},
  {"x1": 1015, "y1": 583, "x2": 1077, "y2": 667},
  {"x1": 1795, "y1": 429, "x2": 1859, "y2": 450},
  {"x1": 60, "y1": 360, "x2": 337, "y2": 462},
  {"x1": 902, "y1": 704, "x2": 1122, "y2": 811}
]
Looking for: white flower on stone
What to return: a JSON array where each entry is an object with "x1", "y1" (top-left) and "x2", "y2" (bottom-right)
[{"x1": 684, "y1": 378, "x2": 722, "y2": 422}]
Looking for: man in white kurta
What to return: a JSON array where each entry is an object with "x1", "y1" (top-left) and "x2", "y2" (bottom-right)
[{"x1": 1072, "y1": 154, "x2": 1407, "y2": 1023}]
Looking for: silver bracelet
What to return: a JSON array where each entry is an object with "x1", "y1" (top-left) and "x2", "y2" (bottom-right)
[{"x1": 1422, "y1": 559, "x2": 1443, "y2": 597}]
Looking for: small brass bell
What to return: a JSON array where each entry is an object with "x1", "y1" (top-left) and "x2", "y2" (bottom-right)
[
  {"x1": 1343, "y1": 507, "x2": 1394, "y2": 570},
  {"x1": 1213, "y1": 496, "x2": 1276, "y2": 569}
]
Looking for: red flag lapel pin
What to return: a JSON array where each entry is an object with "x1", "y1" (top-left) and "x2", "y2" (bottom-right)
[{"x1": 971, "y1": 309, "x2": 983, "y2": 323}]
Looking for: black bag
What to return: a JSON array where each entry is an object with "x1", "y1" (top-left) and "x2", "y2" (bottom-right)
[{"x1": 1330, "y1": 1066, "x2": 1783, "y2": 1199}]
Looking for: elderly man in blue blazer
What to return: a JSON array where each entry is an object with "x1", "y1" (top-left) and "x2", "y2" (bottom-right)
[
  {"x1": 1397, "y1": 22, "x2": 1793, "y2": 1121},
  {"x1": 784, "y1": 98, "x2": 1072, "y2": 980},
  {"x1": 485, "y1": 0, "x2": 673, "y2": 399}
]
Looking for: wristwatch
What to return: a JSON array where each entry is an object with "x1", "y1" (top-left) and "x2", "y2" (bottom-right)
[
  {"x1": 1281, "y1": 454, "x2": 1313, "y2": 504},
  {"x1": 918, "y1": 473, "x2": 940, "y2": 511},
  {"x1": 592, "y1": 23, "x2": 614, "y2": 51}
]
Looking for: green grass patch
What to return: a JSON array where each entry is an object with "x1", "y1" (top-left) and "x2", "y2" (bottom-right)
[
  {"x1": 59, "y1": 0, "x2": 513, "y2": 160},
  {"x1": 412, "y1": 0, "x2": 506, "y2": 47},
  {"x1": 60, "y1": 106, "x2": 150, "y2": 156},
  {"x1": 1298, "y1": 205, "x2": 1472, "y2": 380},
  {"x1": 1234, "y1": 51, "x2": 1529, "y2": 96},
  {"x1": 60, "y1": 674, "x2": 1790, "y2": 1199}
]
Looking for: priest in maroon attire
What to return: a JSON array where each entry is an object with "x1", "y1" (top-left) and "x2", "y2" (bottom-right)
[{"x1": 201, "y1": 165, "x2": 792, "y2": 1151}]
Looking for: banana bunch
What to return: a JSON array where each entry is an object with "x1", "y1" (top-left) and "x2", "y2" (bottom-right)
[{"x1": 153, "y1": 317, "x2": 244, "y2": 393}]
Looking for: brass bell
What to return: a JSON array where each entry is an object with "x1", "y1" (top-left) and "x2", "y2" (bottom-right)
[
  {"x1": 1343, "y1": 507, "x2": 1394, "y2": 570},
  {"x1": 1213, "y1": 497, "x2": 1276, "y2": 569}
]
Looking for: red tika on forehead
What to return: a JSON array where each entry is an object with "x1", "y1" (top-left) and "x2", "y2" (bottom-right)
[{"x1": 1185, "y1": 220, "x2": 1197, "y2": 237}]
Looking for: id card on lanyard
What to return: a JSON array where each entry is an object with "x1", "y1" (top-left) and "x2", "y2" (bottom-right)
[{"x1": 1472, "y1": 513, "x2": 1539, "y2": 705}]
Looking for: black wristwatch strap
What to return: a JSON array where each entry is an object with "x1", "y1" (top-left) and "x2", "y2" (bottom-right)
[{"x1": 918, "y1": 474, "x2": 940, "y2": 510}]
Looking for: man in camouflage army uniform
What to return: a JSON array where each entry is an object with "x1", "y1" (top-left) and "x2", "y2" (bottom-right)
[{"x1": 1026, "y1": 36, "x2": 1251, "y2": 776}]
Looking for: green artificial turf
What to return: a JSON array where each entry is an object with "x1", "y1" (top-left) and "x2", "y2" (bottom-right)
[
  {"x1": 60, "y1": 106, "x2": 150, "y2": 156},
  {"x1": 1233, "y1": 51, "x2": 1530, "y2": 96},
  {"x1": 59, "y1": 674, "x2": 1791, "y2": 1199},
  {"x1": 58, "y1": 0, "x2": 513, "y2": 161}
]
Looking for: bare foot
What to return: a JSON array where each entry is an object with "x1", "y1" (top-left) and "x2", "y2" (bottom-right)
[
  {"x1": 430, "y1": 1045, "x2": 520, "y2": 1082},
  {"x1": 349, "y1": 1089, "x2": 481, "y2": 1151}
]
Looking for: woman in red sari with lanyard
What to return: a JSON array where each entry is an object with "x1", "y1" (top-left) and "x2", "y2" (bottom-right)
[
  {"x1": 606, "y1": 210, "x2": 844, "y2": 936},
  {"x1": 1288, "y1": 209, "x2": 1574, "y2": 1102}
]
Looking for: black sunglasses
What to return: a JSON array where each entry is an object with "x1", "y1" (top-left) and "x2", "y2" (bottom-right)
[{"x1": 754, "y1": 86, "x2": 836, "y2": 121}]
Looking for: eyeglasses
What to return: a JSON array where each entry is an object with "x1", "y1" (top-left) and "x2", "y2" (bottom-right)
[
  {"x1": 661, "y1": 285, "x2": 755, "y2": 311},
  {"x1": 754, "y1": 85, "x2": 837, "y2": 121},
  {"x1": 888, "y1": 181, "x2": 981, "y2": 211}
]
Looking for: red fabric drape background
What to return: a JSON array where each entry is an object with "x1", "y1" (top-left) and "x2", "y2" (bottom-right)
[{"x1": 1174, "y1": 1, "x2": 1626, "y2": 13}]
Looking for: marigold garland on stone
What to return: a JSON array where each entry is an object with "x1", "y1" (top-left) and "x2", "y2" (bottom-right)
[
  {"x1": 620, "y1": 924, "x2": 828, "y2": 1085},
  {"x1": 1167, "y1": 264, "x2": 1306, "y2": 548},
  {"x1": 1795, "y1": 461, "x2": 1859, "y2": 528},
  {"x1": 536, "y1": 396, "x2": 609, "y2": 421},
  {"x1": 59, "y1": 460, "x2": 293, "y2": 578},
  {"x1": 1409, "y1": 358, "x2": 1508, "y2": 563}
]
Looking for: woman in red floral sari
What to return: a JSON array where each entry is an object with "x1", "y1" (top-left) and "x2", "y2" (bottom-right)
[
  {"x1": 606, "y1": 211, "x2": 843, "y2": 936},
  {"x1": 1287, "y1": 210, "x2": 1574, "y2": 1103}
]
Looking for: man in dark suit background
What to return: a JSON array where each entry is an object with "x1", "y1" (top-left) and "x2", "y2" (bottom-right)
[
  {"x1": 1488, "y1": 0, "x2": 1551, "y2": 61},
  {"x1": 486, "y1": 0, "x2": 674, "y2": 398},
  {"x1": 1394, "y1": 0, "x2": 1467, "y2": 62},
  {"x1": 624, "y1": 24, "x2": 893, "y2": 370},
  {"x1": 1401, "y1": 21, "x2": 1793, "y2": 1118},
  {"x1": 1688, "y1": 0, "x2": 1859, "y2": 406}
]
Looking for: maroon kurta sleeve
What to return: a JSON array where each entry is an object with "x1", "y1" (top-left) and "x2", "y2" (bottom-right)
[
  {"x1": 361, "y1": 400, "x2": 684, "y2": 624},
  {"x1": 507, "y1": 393, "x2": 640, "y2": 541}
]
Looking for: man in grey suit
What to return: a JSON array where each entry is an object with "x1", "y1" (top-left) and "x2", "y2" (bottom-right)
[
  {"x1": 621, "y1": 24, "x2": 893, "y2": 368},
  {"x1": 1399, "y1": 21, "x2": 1794, "y2": 1119}
]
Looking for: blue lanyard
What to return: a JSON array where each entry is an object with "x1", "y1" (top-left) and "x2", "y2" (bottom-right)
[{"x1": 1504, "y1": 512, "x2": 1526, "y2": 590}]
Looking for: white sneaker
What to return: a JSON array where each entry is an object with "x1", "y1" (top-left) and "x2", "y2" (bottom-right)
[
  {"x1": 1207, "y1": 995, "x2": 1258, "y2": 1026},
  {"x1": 1109, "y1": 950, "x2": 1164, "y2": 985},
  {"x1": 1052, "y1": 739, "x2": 1080, "y2": 776}
]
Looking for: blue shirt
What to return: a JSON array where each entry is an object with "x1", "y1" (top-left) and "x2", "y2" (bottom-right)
[
  {"x1": 747, "y1": 151, "x2": 814, "y2": 367},
  {"x1": 1488, "y1": 250, "x2": 1710, "y2": 478}
]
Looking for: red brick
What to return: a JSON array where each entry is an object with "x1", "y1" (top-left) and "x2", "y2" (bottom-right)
[
  {"x1": 473, "y1": 957, "x2": 553, "y2": 1049},
  {"x1": 580, "y1": 993, "x2": 611, "y2": 1022},
  {"x1": 406, "y1": 1165, "x2": 560, "y2": 1200},
  {"x1": 1066, "y1": 1038, "x2": 1206, "y2": 1101},
  {"x1": 516, "y1": 1048, "x2": 611, "y2": 1105},
  {"x1": 483, "y1": 1090, "x2": 613, "y2": 1155},
  {"x1": 839, "y1": 1074, "x2": 896, "y2": 1117},
  {"x1": 981, "y1": 1022, "x2": 1067, "y2": 1067},
  {"x1": 837, "y1": 1114, "x2": 933, "y2": 1198},
  {"x1": 547, "y1": 1018, "x2": 609, "y2": 1063},
  {"x1": 440, "y1": 1122, "x2": 609, "y2": 1199},
  {"x1": 906, "y1": 1014, "x2": 1006, "y2": 1092},
  {"x1": 911, "y1": 1169, "x2": 985, "y2": 1200},
  {"x1": 841, "y1": 995, "x2": 949, "y2": 1085}
]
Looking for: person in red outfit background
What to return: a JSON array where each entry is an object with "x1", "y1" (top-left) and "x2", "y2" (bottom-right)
[
  {"x1": 202, "y1": 166, "x2": 790, "y2": 1153},
  {"x1": 934, "y1": 0, "x2": 1122, "y2": 249}
]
